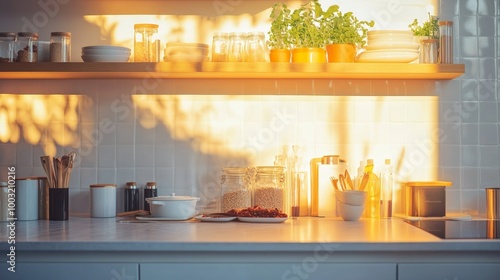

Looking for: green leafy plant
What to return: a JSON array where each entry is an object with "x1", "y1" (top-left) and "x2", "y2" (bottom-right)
[
  {"x1": 288, "y1": 0, "x2": 326, "y2": 48},
  {"x1": 322, "y1": 5, "x2": 375, "y2": 47},
  {"x1": 267, "y1": 3, "x2": 292, "y2": 50},
  {"x1": 409, "y1": 13, "x2": 439, "y2": 38}
]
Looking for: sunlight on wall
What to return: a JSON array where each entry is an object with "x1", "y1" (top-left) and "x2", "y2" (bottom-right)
[{"x1": 0, "y1": 94, "x2": 82, "y2": 156}]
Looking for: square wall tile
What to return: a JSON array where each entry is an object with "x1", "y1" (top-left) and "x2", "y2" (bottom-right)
[
  {"x1": 479, "y1": 123, "x2": 498, "y2": 145},
  {"x1": 98, "y1": 145, "x2": 116, "y2": 168},
  {"x1": 478, "y1": 16, "x2": 496, "y2": 36},
  {"x1": 461, "y1": 123, "x2": 479, "y2": 145},
  {"x1": 480, "y1": 146, "x2": 499, "y2": 167},
  {"x1": 459, "y1": 0, "x2": 478, "y2": 16}
]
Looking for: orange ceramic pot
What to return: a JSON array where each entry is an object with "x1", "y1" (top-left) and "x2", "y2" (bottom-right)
[
  {"x1": 291, "y1": 48, "x2": 326, "y2": 63},
  {"x1": 326, "y1": 44, "x2": 356, "y2": 63},
  {"x1": 270, "y1": 49, "x2": 291, "y2": 62}
]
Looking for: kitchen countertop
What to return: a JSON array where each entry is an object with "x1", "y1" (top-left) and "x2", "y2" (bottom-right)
[{"x1": 2, "y1": 215, "x2": 500, "y2": 253}]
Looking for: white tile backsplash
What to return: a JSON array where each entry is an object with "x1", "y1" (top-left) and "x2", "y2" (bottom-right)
[{"x1": 0, "y1": 0, "x2": 498, "y2": 217}]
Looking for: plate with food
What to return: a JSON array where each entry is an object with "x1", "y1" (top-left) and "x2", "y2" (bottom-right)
[
  {"x1": 194, "y1": 214, "x2": 237, "y2": 222},
  {"x1": 237, "y1": 217, "x2": 287, "y2": 223}
]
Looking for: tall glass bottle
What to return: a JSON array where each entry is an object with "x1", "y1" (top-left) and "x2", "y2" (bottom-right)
[
  {"x1": 363, "y1": 159, "x2": 380, "y2": 218},
  {"x1": 380, "y1": 159, "x2": 393, "y2": 219},
  {"x1": 439, "y1": 21, "x2": 453, "y2": 64},
  {"x1": 134, "y1": 23, "x2": 159, "y2": 62}
]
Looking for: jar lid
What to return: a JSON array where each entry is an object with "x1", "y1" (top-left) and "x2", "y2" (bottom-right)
[
  {"x1": 438, "y1": 21, "x2": 453, "y2": 26},
  {"x1": 51, "y1": 32, "x2": 71, "y2": 37},
  {"x1": 134, "y1": 23, "x2": 159, "y2": 29},
  {"x1": 146, "y1": 182, "x2": 157, "y2": 189},
  {"x1": 0, "y1": 32, "x2": 16, "y2": 38},
  {"x1": 125, "y1": 182, "x2": 137, "y2": 189},
  {"x1": 90, "y1": 184, "x2": 116, "y2": 188},
  {"x1": 223, "y1": 167, "x2": 248, "y2": 174},
  {"x1": 255, "y1": 166, "x2": 284, "y2": 173},
  {"x1": 146, "y1": 193, "x2": 199, "y2": 201},
  {"x1": 17, "y1": 32, "x2": 38, "y2": 38}
]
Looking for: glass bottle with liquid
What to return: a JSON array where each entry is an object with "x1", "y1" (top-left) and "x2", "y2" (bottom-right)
[
  {"x1": 363, "y1": 159, "x2": 380, "y2": 218},
  {"x1": 380, "y1": 159, "x2": 393, "y2": 219}
]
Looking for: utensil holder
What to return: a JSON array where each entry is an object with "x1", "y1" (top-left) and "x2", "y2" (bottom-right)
[
  {"x1": 486, "y1": 188, "x2": 500, "y2": 220},
  {"x1": 49, "y1": 188, "x2": 69, "y2": 220}
]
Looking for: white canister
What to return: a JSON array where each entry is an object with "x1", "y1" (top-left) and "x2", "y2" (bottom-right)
[
  {"x1": 1, "y1": 182, "x2": 10, "y2": 222},
  {"x1": 90, "y1": 184, "x2": 116, "y2": 218},
  {"x1": 15, "y1": 178, "x2": 39, "y2": 221}
]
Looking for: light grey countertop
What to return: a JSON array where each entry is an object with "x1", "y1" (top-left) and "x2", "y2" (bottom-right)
[{"x1": 1, "y1": 215, "x2": 500, "y2": 253}]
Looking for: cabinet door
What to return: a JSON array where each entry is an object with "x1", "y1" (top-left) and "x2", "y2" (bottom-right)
[
  {"x1": 141, "y1": 263, "x2": 396, "y2": 280},
  {"x1": 0, "y1": 263, "x2": 138, "y2": 280},
  {"x1": 398, "y1": 263, "x2": 500, "y2": 280}
]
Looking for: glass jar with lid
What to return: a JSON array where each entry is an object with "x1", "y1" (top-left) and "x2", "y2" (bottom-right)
[
  {"x1": 50, "y1": 32, "x2": 71, "y2": 62},
  {"x1": 220, "y1": 167, "x2": 252, "y2": 212},
  {"x1": 134, "y1": 23, "x2": 160, "y2": 62},
  {"x1": 211, "y1": 32, "x2": 229, "y2": 62},
  {"x1": 16, "y1": 32, "x2": 38, "y2": 62},
  {"x1": 227, "y1": 32, "x2": 246, "y2": 62},
  {"x1": 253, "y1": 166, "x2": 285, "y2": 211},
  {"x1": 0, "y1": 32, "x2": 16, "y2": 63}
]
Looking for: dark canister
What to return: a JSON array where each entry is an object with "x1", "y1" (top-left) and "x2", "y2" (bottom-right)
[
  {"x1": 143, "y1": 182, "x2": 157, "y2": 212},
  {"x1": 124, "y1": 181, "x2": 139, "y2": 211}
]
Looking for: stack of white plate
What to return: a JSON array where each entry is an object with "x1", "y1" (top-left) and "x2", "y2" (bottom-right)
[
  {"x1": 164, "y1": 42, "x2": 209, "y2": 62},
  {"x1": 356, "y1": 30, "x2": 419, "y2": 63},
  {"x1": 81, "y1": 45, "x2": 131, "y2": 62}
]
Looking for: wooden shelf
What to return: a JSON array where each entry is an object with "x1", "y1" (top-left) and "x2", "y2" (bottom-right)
[{"x1": 0, "y1": 62, "x2": 464, "y2": 80}]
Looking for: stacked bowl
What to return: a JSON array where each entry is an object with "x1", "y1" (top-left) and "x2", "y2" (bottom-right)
[
  {"x1": 356, "y1": 30, "x2": 419, "y2": 63},
  {"x1": 336, "y1": 190, "x2": 366, "y2": 221},
  {"x1": 81, "y1": 45, "x2": 131, "y2": 62},
  {"x1": 164, "y1": 42, "x2": 209, "y2": 62}
]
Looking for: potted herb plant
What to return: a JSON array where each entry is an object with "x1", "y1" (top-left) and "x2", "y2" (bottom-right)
[
  {"x1": 288, "y1": 0, "x2": 327, "y2": 63},
  {"x1": 322, "y1": 5, "x2": 374, "y2": 62},
  {"x1": 409, "y1": 13, "x2": 439, "y2": 40},
  {"x1": 267, "y1": 3, "x2": 292, "y2": 62}
]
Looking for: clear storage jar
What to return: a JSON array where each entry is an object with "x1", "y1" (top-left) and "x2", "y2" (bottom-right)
[
  {"x1": 253, "y1": 166, "x2": 285, "y2": 211},
  {"x1": 211, "y1": 32, "x2": 229, "y2": 62},
  {"x1": 50, "y1": 32, "x2": 71, "y2": 62},
  {"x1": 439, "y1": 21, "x2": 453, "y2": 64},
  {"x1": 0, "y1": 32, "x2": 16, "y2": 63},
  {"x1": 245, "y1": 31, "x2": 267, "y2": 62},
  {"x1": 220, "y1": 167, "x2": 251, "y2": 212},
  {"x1": 16, "y1": 32, "x2": 38, "y2": 62},
  {"x1": 227, "y1": 32, "x2": 246, "y2": 62},
  {"x1": 134, "y1": 23, "x2": 160, "y2": 62}
]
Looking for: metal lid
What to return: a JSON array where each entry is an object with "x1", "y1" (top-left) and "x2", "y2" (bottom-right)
[
  {"x1": 51, "y1": 32, "x2": 71, "y2": 37},
  {"x1": 145, "y1": 193, "x2": 199, "y2": 201},
  {"x1": 405, "y1": 181, "x2": 452, "y2": 187},
  {"x1": 321, "y1": 155, "x2": 340, "y2": 164},
  {"x1": 90, "y1": 184, "x2": 116, "y2": 188}
]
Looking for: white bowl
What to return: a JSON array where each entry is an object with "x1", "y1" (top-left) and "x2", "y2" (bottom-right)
[
  {"x1": 336, "y1": 190, "x2": 366, "y2": 206},
  {"x1": 364, "y1": 42, "x2": 419, "y2": 51},
  {"x1": 146, "y1": 195, "x2": 200, "y2": 220},
  {"x1": 355, "y1": 50, "x2": 419, "y2": 63},
  {"x1": 81, "y1": 54, "x2": 130, "y2": 62},
  {"x1": 82, "y1": 45, "x2": 131, "y2": 52},
  {"x1": 337, "y1": 200, "x2": 364, "y2": 221}
]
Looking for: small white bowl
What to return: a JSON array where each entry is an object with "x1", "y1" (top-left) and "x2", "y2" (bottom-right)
[
  {"x1": 336, "y1": 190, "x2": 366, "y2": 206},
  {"x1": 337, "y1": 200, "x2": 364, "y2": 221}
]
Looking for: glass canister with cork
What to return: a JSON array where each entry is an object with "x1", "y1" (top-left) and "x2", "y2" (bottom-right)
[
  {"x1": 134, "y1": 23, "x2": 160, "y2": 62},
  {"x1": 220, "y1": 167, "x2": 252, "y2": 212},
  {"x1": 50, "y1": 32, "x2": 71, "y2": 62},
  {"x1": 16, "y1": 32, "x2": 38, "y2": 62},
  {"x1": 253, "y1": 166, "x2": 285, "y2": 211}
]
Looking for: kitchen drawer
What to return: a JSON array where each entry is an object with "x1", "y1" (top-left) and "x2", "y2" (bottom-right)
[
  {"x1": 398, "y1": 263, "x2": 500, "y2": 280},
  {"x1": 140, "y1": 263, "x2": 396, "y2": 280},
  {"x1": 0, "y1": 262, "x2": 138, "y2": 280}
]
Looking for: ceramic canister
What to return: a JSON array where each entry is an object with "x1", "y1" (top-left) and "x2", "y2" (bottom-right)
[
  {"x1": 90, "y1": 184, "x2": 116, "y2": 218},
  {"x1": 15, "y1": 178, "x2": 39, "y2": 220}
]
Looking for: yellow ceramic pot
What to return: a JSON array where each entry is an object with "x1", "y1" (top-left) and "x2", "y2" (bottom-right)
[
  {"x1": 291, "y1": 48, "x2": 326, "y2": 63},
  {"x1": 269, "y1": 49, "x2": 291, "y2": 62},
  {"x1": 326, "y1": 44, "x2": 356, "y2": 63}
]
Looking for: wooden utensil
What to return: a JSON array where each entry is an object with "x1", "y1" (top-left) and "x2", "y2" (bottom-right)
[
  {"x1": 330, "y1": 176, "x2": 339, "y2": 191},
  {"x1": 345, "y1": 170, "x2": 354, "y2": 190}
]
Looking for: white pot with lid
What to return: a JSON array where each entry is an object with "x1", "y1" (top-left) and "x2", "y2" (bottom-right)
[{"x1": 146, "y1": 193, "x2": 200, "y2": 220}]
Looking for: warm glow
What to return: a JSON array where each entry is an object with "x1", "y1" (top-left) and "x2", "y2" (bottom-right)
[{"x1": 0, "y1": 94, "x2": 83, "y2": 156}]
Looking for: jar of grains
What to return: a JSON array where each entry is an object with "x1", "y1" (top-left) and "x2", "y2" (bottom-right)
[
  {"x1": 253, "y1": 166, "x2": 285, "y2": 211},
  {"x1": 16, "y1": 32, "x2": 38, "y2": 62},
  {"x1": 220, "y1": 167, "x2": 252, "y2": 212},
  {"x1": 50, "y1": 32, "x2": 71, "y2": 62},
  {"x1": 134, "y1": 23, "x2": 160, "y2": 62}
]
